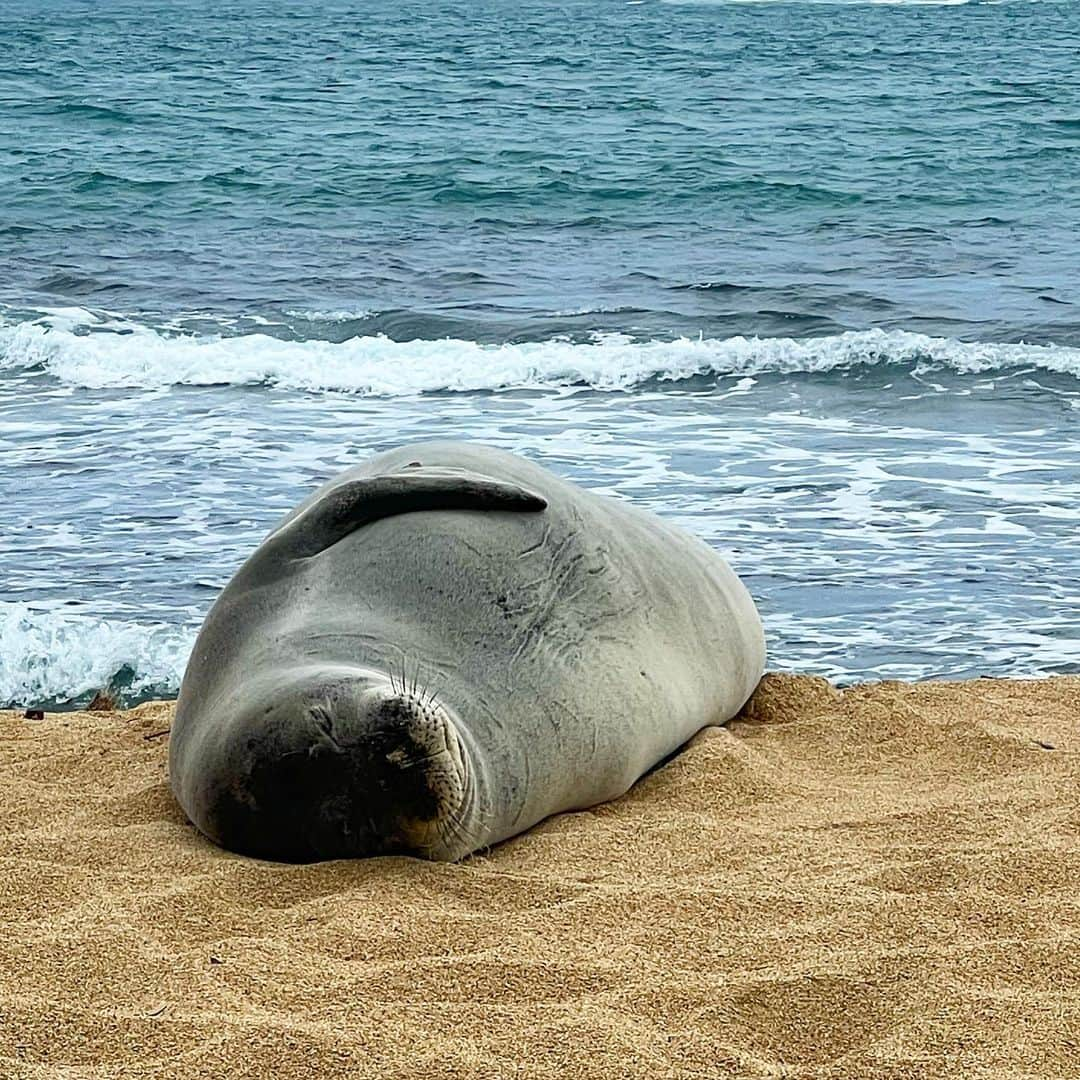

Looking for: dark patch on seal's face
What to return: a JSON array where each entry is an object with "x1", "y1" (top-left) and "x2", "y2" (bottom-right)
[{"x1": 203, "y1": 691, "x2": 449, "y2": 864}]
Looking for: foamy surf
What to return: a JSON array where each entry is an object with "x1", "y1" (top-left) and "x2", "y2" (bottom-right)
[
  {"x1": 0, "y1": 603, "x2": 193, "y2": 707},
  {"x1": 1, "y1": 309, "x2": 1078, "y2": 396}
]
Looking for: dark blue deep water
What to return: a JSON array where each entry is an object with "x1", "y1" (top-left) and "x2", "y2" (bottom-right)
[{"x1": 2, "y1": 0, "x2": 1078, "y2": 705}]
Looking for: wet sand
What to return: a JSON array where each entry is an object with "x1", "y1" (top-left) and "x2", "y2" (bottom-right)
[{"x1": 2, "y1": 673, "x2": 1078, "y2": 1078}]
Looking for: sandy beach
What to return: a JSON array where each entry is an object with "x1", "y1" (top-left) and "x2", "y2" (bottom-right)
[{"x1": 2, "y1": 673, "x2": 1078, "y2": 1079}]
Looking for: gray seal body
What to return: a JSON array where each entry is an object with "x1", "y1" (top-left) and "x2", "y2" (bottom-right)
[{"x1": 169, "y1": 442, "x2": 765, "y2": 862}]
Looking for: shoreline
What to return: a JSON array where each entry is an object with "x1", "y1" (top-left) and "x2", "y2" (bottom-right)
[
  {"x1": 3, "y1": 673, "x2": 1078, "y2": 1077},
  {"x1": 9, "y1": 668, "x2": 1077, "y2": 719}
]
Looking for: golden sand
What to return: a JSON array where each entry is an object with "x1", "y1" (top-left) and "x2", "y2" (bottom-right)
[{"x1": 2, "y1": 674, "x2": 1078, "y2": 1079}]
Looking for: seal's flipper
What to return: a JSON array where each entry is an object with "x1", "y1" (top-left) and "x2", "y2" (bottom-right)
[{"x1": 266, "y1": 469, "x2": 548, "y2": 560}]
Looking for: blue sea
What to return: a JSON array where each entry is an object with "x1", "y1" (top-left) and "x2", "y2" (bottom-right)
[{"x1": 2, "y1": 0, "x2": 1078, "y2": 707}]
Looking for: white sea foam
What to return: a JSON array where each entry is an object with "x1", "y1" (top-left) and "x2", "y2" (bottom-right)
[
  {"x1": 0, "y1": 603, "x2": 193, "y2": 706},
  {"x1": 1, "y1": 309, "x2": 1078, "y2": 395},
  {"x1": 283, "y1": 307, "x2": 376, "y2": 322}
]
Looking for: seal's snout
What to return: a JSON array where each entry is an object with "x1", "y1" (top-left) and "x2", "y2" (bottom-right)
[
  {"x1": 187, "y1": 676, "x2": 472, "y2": 864},
  {"x1": 352, "y1": 685, "x2": 473, "y2": 855}
]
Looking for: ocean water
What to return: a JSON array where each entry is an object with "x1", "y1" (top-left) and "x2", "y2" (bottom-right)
[{"x1": 2, "y1": 0, "x2": 1078, "y2": 706}]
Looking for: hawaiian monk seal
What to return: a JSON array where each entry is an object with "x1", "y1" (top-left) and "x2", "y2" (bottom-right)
[{"x1": 169, "y1": 442, "x2": 765, "y2": 862}]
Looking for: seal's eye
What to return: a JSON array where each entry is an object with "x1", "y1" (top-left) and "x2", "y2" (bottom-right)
[{"x1": 404, "y1": 461, "x2": 422, "y2": 468}]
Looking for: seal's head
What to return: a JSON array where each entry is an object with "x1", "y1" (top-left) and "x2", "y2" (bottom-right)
[{"x1": 175, "y1": 666, "x2": 479, "y2": 862}]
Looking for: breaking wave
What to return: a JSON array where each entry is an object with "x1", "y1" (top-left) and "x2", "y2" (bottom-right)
[
  {"x1": 1, "y1": 308, "x2": 1078, "y2": 396},
  {"x1": 0, "y1": 603, "x2": 193, "y2": 708}
]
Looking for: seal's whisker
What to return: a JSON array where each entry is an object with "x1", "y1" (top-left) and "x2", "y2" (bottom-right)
[
  {"x1": 417, "y1": 670, "x2": 437, "y2": 708},
  {"x1": 395, "y1": 656, "x2": 410, "y2": 700},
  {"x1": 436, "y1": 806, "x2": 476, "y2": 856}
]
